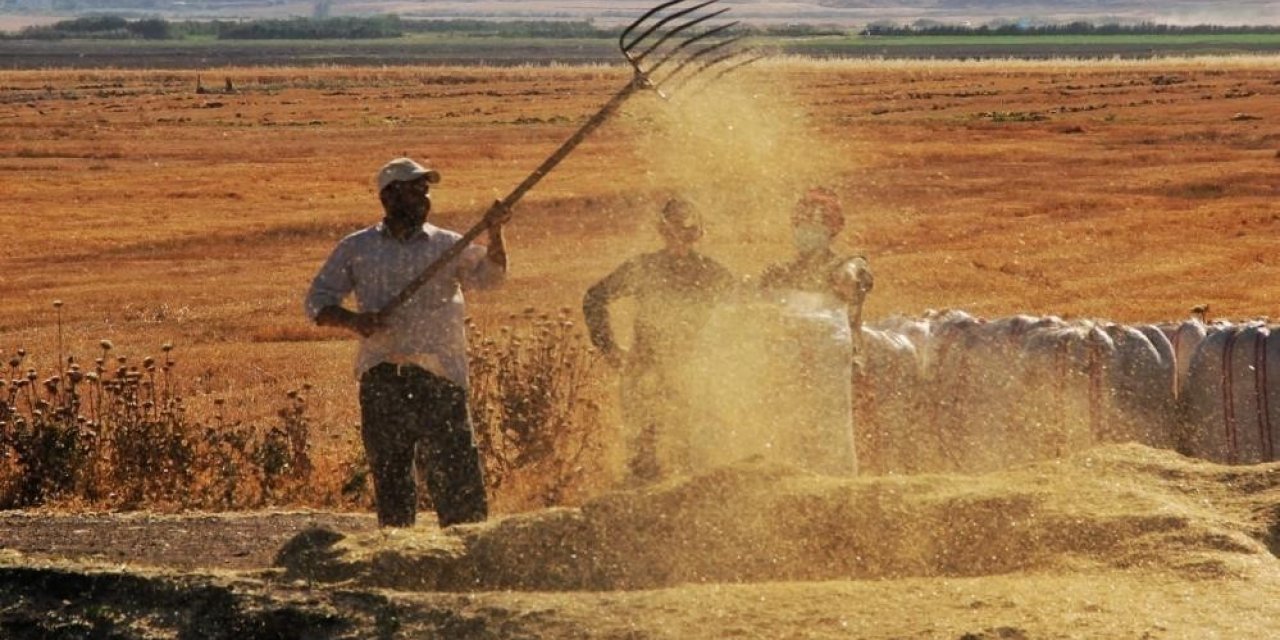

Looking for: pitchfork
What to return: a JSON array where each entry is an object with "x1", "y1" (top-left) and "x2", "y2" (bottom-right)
[{"x1": 373, "y1": 0, "x2": 758, "y2": 323}]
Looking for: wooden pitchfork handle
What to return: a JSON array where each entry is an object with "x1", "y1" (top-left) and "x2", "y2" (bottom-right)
[
  {"x1": 373, "y1": 0, "x2": 753, "y2": 323},
  {"x1": 372, "y1": 75, "x2": 648, "y2": 323}
]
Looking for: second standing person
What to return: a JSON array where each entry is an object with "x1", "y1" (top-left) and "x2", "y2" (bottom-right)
[{"x1": 583, "y1": 198, "x2": 735, "y2": 484}]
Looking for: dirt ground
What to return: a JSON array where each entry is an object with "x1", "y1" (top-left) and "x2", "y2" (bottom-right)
[
  {"x1": 4, "y1": 445, "x2": 1280, "y2": 638},
  {"x1": 0, "y1": 511, "x2": 375, "y2": 572}
]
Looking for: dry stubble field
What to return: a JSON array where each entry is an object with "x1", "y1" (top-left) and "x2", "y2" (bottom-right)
[
  {"x1": 3, "y1": 58, "x2": 1277, "y2": 433},
  {"x1": 2, "y1": 57, "x2": 1280, "y2": 638}
]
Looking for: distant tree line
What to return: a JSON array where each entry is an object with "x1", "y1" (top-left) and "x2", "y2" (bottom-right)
[
  {"x1": 746, "y1": 24, "x2": 847, "y2": 37},
  {"x1": 3, "y1": 15, "x2": 405, "y2": 40},
  {"x1": 10, "y1": 15, "x2": 173, "y2": 39},
  {"x1": 214, "y1": 15, "x2": 403, "y2": 39},
  {"x1": 2, "y1": 15, "x2": 611, "y2": 41},
  {"x1": 398, "y1": 19, "x2": 611, "y2": 38},
  {"x1": 0, "y1": 17, "x2": 850, "y2": 41},
  {"x1": 863, "y1": 21, "x2": 1280, "y2": 37},
  {"x1": 47, "y1": 0, "x2": 158, "y2": 10}
]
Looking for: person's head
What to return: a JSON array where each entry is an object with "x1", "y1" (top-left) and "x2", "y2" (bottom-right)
[
  {"x1": 377, "y1": 157, "x2": 441, "y2": 233},
  {"x1": 791, "y1": 187, "x2": 843, "y2": 256},
  {"x1": 657, "y1": 198, "x2": 704, "y2": 256}
]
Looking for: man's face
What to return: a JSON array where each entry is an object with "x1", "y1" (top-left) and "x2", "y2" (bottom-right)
[
  {"x1": 381, "y1": 176, "x2": 431, "y2": 228},
  {"x1": 792, "y1": 221, "x2": 832, "y2": 255},
  {"x1": 660, "y1": 223, "x2": 702, "y2": 255}
]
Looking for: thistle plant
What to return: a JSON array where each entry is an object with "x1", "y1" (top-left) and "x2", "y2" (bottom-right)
[
  {"x1": 0, "y1": 336, "x2": 320, "y2": 510},
  {"x1": 257, "y1": 385, "x2": 314, "y2": 499},
  {"x1": 466, "y1": 306, "x2": 608, "y2": 508},
  {"x1": 0, "y1": 301, "x2": 607, "y2": 513}
]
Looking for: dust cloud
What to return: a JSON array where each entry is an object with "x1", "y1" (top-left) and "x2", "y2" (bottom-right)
[
  {"x1": 588, "y1": 66, "x2": 864, "y2": 483},
  {"x1": 628, "y1": 66, "x2": 848, "y2": 249}
]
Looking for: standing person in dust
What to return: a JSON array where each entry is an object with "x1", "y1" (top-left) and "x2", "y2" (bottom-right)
[
  {"x1": 757, "y1": 187, "x2": 873, "y2": 476},
  {"x1": 305, "y1": 157, "x2": 512, "y2": 528},
  {"x1": 583, "y1": 198, "x2": 735, "y2": 484}
]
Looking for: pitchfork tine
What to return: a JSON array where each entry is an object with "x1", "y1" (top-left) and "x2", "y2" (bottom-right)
[
  {"x1": 645, "y1": 20, "x2": 740, "y2": 77},
  {"x1": 654, "y1": 33, "x2": 747, "y2": 91},
  {"x1": 665, "y1": 48, "x2": 761, "y2": 97},
  {"x1": 618, "y1": 0, "x2": 689, "y2": 51},
  {"x1": 704, "y1": 51, "x2": 766, "y2": 84},
  {"x1": 631, "y1": 6, "x2": 731, "y2": 65},
  {"x1": 622, "y1": 0, "x2": 719, "y2": 54}
]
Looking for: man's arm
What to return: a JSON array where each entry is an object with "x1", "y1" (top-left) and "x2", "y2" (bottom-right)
[
  {"x1": 830, "y1": 256, "x2": 873, "y2": 304},
  {"x1": 582, "y1": 259, "x2": 637, "y2": 367},
  {"x1": 305, "y1": 238, "x2": 371, "y2": 335},
  {"x1": 485, "y1": 225, "x2": 508, "y2": 269},
  {"x1": 305, "y1": 234, "x2": 387, "y2": 338},
  {"x1": 705, "y1": 256, "x2": 740, "y2": 302},
  {"x1": 483, "y1": 200, "x2": 512, "y2": 269},
  {"x1": 315, "y1": 305, "x2": 384, "y2": 338},
  {"x1": 458, "y1": 201, "x2": 513, "y2": 290}
]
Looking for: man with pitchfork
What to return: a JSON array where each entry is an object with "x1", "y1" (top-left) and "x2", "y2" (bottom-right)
[
  {"x1": 305, "y1": 157, "x2": 512, "y2": 528},
  {"x1": 583, "y1": 198, "x2": 735, "y2": 484},
  {"x1": 304, "y1": 1, "x2": 758, "y2": 513}
]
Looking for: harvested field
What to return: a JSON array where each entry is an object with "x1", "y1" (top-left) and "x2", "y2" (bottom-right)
[
  {"x1": 2, "y1": 57, "x2": 1280, "y2": 637},
  {"x1": 3, "y1": 58, "x2": 1277, "y2": 427}
]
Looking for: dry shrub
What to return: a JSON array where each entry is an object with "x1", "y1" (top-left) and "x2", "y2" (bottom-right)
[
  {"x1": 1, "y1": 311, "x2": 610, "y2": 514},
  {"x1": 465, "y1": 307, "x2": 608, "y2": 511},
  {"x1": 0, "y1": 342, "x2": 325, "y2": 510}
]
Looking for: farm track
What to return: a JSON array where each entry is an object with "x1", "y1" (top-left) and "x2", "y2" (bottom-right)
[{"x1": 0, "y1": 511, "x2": 376, "y2": 571}]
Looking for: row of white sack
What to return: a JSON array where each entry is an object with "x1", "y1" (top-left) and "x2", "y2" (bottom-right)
[{"x1": 857, "y1": 310, "x2": 1278, "y2": 472}]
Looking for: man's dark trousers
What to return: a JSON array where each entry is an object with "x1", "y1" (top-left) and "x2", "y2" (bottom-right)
[{"x1": 359, "y1": 363, "x2": 488, "y2": 527}]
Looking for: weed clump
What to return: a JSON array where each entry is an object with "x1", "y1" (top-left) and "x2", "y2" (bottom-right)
[
  {"x1": 0, "y1": 342, "x2": 313, "y2": 510},
  {"x1": 466, "y1": 307, "x2": 608, "y2": 510},
  {"x1": 1, "y1": 306, "x2": 610, "y2": 514}
]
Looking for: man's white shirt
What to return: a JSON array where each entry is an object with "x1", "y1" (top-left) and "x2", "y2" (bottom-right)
[{"x1": 305, "y1": 221, "x2": 505, "y2": 387}]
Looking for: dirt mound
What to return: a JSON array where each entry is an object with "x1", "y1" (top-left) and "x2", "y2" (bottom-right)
[{"x1": 277, "y1": 444, "x2": 1280, "y2": 591}]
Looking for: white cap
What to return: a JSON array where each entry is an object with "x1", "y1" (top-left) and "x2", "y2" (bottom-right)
[{"x1": 376, "y1": 157, "x2": 441, "y2": 192}]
